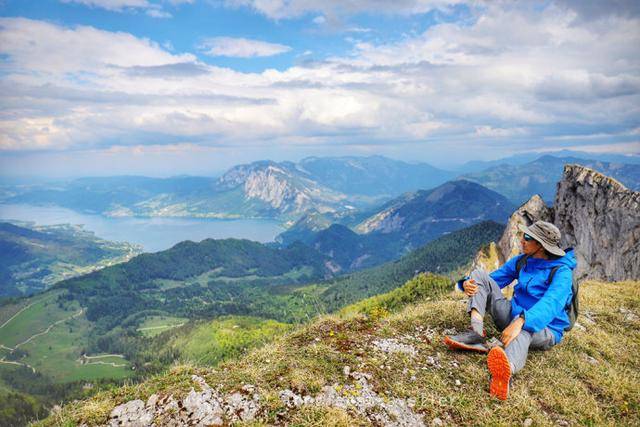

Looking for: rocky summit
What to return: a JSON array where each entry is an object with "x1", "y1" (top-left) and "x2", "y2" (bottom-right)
[
  {"x1": 217, "y1": 161, "x2": 347, "y2": 218},
  {"x1": 555, "y1": 164, "x2": 640, "y2": 282}
]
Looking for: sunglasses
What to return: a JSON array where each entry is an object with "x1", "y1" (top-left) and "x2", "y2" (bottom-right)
[{"x1": 523, "y1": 233, "x2": 535, "y2": 242}]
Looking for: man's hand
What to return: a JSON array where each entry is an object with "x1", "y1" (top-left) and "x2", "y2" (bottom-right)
[
  {"x1": 500, "y1": 316, "x2": 525, "y2": 347},
  {"x1": 462, "y1": 279, "x2": 478, "y2": 296}
]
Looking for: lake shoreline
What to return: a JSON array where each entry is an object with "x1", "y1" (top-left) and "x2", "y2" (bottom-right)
[{"x1": 0, "y1": 203, "x2": 286, "y2": 253}]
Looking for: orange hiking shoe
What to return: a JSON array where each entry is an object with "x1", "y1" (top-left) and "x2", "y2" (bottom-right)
[
  {"x1": 487, "y1": 346, "x2": 511, "y2": 400},
  {"x1": 444, "y1": 329, "x2": 489, "y2": 353}
]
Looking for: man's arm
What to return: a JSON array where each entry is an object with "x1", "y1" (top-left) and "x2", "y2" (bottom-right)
[
  {"x1": 521, "y1": 267, "x2": 573, "y2": 333},
  {"x1": 489, "y1": 255, "x2": 522, "y2": 289}
]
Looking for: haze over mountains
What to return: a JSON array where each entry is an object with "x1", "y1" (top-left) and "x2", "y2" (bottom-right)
[
  {"x1": 3, "y1": 153, "x2": 639, "y2": 225},
  {"x1": 461, "y1": 155, "x2": 640, "y2": 204},
  {"x1": 1, "y1": 156, "x2": 455, "y2": 222}
]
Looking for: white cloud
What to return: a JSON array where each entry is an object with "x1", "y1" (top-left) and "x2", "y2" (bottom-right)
[
  {"x1": 146, "y1": 8, "x2": 172, "y2": 18},
  {"x1": 223, "y1": 0, "x2": 464, "y2": 20},
  {"x1": 475, "y1": 126, "x2": 528, "y2": 138},
  {"x1": 61, "y1": 0, "x2": 176, "y2": 19},
  {"x1": 61, "y1": 0, "x2": 151, "y2": 12},
  {"x1": 1, "y1": 2, "x2": 639, "y2": 161},
  {"x1": 0, "y1": 18, "x2": 195, "y2": 74},
  {"x1": 199, "y1": 37, "x2": 291, "y2": 58}
]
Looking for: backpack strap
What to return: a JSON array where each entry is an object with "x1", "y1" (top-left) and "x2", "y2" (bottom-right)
[
  {"x1": 515, "y1": 254, "x2": 529, "y2": 277},
  {"x1": 547, "y1": 266, "x2": 560, "y2": 285}
]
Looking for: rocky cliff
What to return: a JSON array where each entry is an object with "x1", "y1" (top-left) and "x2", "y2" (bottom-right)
[
  {"x1": 217, "y1": 161, "x2": 348, "y2": 218},
  {"x1": 555, "y1": 164, "x2": 640, "y2": 281}
]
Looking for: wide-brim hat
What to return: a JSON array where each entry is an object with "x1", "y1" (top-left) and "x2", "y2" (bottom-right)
[{"x1": 518, "y1": 221, "x2": 566, "y2": 257}]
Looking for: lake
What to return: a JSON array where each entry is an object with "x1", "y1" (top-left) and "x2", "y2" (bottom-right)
[{"x1": 0, "y1": 204, "x2": 285, "y2": 253}]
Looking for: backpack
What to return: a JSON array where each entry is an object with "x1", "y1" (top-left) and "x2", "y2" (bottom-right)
[{"x1": 515, "y1": 253, "x2": 578, "y2": 331}]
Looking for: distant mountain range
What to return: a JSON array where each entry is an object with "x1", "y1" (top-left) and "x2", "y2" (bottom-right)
[
  {"x1": 0, "y1": 222, "x2": 140, "y2": 297},
  {"x1": 3, "y1": 154, "x2": 638, "y2": 225},
  {"x1": 298, "y1": 156, "x2": 456, "y2": 196},
  {"x1": 2, "y1": 156, "x2": 454, "y2": 222},
  {"x1": 460, "y1": 155, "x2": 640, "y2": 204},
  {"x1": 456, "y1": 150, "x2": 640, "y2": 173}
]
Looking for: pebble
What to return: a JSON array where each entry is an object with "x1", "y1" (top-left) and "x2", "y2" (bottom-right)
[
  {"x1": 372, "y1": 338, "x2": 418, "y2": 356},
  {"x1": 523, "y1": 418, "x2": 533, "y2": 427},
  {"x1": 584, "y1": 354, "x2": 599, "y2": 365}
]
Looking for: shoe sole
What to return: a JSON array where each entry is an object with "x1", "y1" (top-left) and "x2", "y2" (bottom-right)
[
  {"x1": 487, "y1": 347, "x2": 511, "y2": 400},
  {"x1": 444, "y1": 336, "x2": 489, "y2": 353}
]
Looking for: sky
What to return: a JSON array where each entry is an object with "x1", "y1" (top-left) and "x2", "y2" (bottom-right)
[{"x1": 0, "y1": 0, "x2": 639, "y2": 178}]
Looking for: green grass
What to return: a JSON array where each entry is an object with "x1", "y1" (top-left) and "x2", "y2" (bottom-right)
[
  {"x1": 42, "y1": 279, "x2": 640, "y2": 426},
  {"x1": 0, "y1": 290, "x2": 66, "y2": 348},
  {"x1": 169, "y1": 315, "x2": 293, "y2": 366}
]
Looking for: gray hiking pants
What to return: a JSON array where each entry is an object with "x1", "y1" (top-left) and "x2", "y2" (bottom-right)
[{"x1": 467, "y1": 269, "x2": 556, "y2": 374}]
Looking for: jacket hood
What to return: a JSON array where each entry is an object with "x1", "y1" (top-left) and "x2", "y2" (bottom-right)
[{"x1": 524, "y1": 248, "x2": 577, "y2": 271}]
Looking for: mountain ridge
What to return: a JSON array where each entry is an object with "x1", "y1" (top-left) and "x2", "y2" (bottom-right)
[{"x1": 2, "y1": 156, "x2": 454, "y2": 223}]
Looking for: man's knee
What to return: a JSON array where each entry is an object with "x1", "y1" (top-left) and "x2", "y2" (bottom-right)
[
  {"x1": 529, "y1": 328, "x2": 556, "y2": 351},
  {"x1": 469, "y1": 269, "x2": 494, "y2": 289}
]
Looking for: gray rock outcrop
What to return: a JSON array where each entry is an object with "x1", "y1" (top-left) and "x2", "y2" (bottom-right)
[
  {"x1": 217, "y1": 161, "x2": 346, "y2": 217},
  {"x1": 496, "y1": 194, "x2": 553, "y2": 264},
  {"x1": 554, "y1": 164, "x2": 640, "y2": 281},
  {"x1": 107, "y1": 375, "x2": 259, "y2": 426}
]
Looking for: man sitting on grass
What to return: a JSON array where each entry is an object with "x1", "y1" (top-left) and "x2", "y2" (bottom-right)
[{"x1": 444, "y1": 221, "x2": 577, "y2": 400}]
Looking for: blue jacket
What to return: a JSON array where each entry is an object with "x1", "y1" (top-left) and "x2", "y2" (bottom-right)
[{"x1": 459, "y1": 249, "x2": 577, "y2": 343}]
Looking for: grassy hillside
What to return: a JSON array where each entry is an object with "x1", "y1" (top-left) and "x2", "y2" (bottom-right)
[
  {"x1": 42, "y1": 278, "x2": 640, "y2": 426},
  {"x1": 165, "y1": 316, "x2": 293, "y2": 366}
]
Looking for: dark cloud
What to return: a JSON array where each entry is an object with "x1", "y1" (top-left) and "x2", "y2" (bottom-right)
[
  {"x1": 0, "y1": 82, "x2": 276, "y2": 106},
  {"x1": 535, "y1": 74, "x2": 640, "y2": 101},
  {"x1": 555, "y1": 0, "x2": 640, "y2": 20}
]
